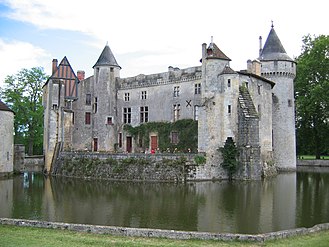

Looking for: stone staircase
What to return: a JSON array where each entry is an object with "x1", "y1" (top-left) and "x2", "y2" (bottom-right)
[{"x1": 238, "y1": 87, "x2": 258, "y2": 118}]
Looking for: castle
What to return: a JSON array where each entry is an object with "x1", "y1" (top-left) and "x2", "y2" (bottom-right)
[{"x1": 43, "y1": 25, "x2": 296, "y2": 179}]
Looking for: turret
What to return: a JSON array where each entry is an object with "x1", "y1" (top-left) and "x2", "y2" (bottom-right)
[
  {"x1": 91, "y1": 43, "x2": 121, "y2": 152},
  {"x1": 199, "y1": 39, "x2": 238, "y2": 154},
  {"x1": 259, "y1": 24, "x2": 296, "y2": 170}
]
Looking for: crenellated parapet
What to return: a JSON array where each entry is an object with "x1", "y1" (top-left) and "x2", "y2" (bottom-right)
[{"x1": 119, "y1": 66, "x2": 202, "y2": 90}]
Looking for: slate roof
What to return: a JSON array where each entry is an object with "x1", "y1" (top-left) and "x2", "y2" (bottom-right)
[
  {"x1": 93, "y1": 44, "x2": 121, "y2": 69},
  {"x1": 220, "y1": 65, "x2": 236, "y2": 75},
  {"x1": 259, "y1": 27, "x2": 293, "y2": 61},
  {"x1": 0, "y1": 99, "x2": 14, "y2": 113},
  {"x1": 207, "y1": 42, "x2": 231, "y2": 61}
]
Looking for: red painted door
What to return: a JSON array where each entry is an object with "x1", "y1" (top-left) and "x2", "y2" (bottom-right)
[{"x1": 151, "y1": 136, "x2": 158, "y2": 151}]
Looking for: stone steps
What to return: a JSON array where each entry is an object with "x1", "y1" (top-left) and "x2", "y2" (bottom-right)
[{"x1": 238, "y1": 87, "x2": 258, "y2": 118}]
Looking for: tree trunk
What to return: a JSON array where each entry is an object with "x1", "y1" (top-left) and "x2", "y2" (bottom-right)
[
  {"x1": 28, "y1": 125, "x2": 34, "y2": 155},
  {"x1": 313, "y1": 117, "x2": 321, "y2": 159}
]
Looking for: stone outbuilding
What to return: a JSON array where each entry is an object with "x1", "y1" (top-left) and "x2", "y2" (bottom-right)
[{"x1": 0, "y1": 99, "x2": 14, "y2": 176}]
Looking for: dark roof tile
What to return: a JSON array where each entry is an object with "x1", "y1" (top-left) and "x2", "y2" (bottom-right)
[
  {"x1": 260, "y1": 27, "x2": 293, "y2": 61},
  {"x1": 207, "y1": 43, "x2": 231, "y2": 61},
  {"x1": 93, "y1": 44, "x2": 121, "y2": 68},
  {"x1": 0, "y1": 99, "x2": 14, "y2": 113}
]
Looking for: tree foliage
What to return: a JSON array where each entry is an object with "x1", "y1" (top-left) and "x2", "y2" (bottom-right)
[
  {"x1": 124, "y1": 119, "x2": 198, "y2": 153},
  {"x1": 0, "y1": 67, "x2": 47, "y2": 155},
  {"x1": 295, "y1": 35, "x2": 329, "y2": 158},
  {"x1": 219, "y1": 137, "x2": 238, "y2": 180}
]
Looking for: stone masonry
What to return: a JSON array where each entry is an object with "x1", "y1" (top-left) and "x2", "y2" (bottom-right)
[{"x1": 43, "y1": 25, "x2": 297, "y2": 179}]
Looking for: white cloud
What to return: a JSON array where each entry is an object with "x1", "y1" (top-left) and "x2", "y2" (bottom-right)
[
  {"x1": 1, "y1": 0, "x2": 328, "y2": 79},
  {"x1": 0, "y1": 39, "x2": 51, "y2": 86}
]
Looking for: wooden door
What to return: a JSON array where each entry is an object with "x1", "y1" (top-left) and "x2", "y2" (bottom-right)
[
  {"x1": 93, "y1": 138, "x2": 98, "y2": 152},
  {"x1": 151, "y1": 136, "x2": 158, "y2": 151},
  {"x1": 126, "y1": 136, "x2": 132, "y2": 153}
]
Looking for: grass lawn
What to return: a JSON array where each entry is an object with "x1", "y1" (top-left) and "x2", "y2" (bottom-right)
[
  {"x1": 1, "y1": 225, "x2": 329, "y2": 247},
  {"x1": 297, "y1": 155, "x2": 329, "y2": 160}
]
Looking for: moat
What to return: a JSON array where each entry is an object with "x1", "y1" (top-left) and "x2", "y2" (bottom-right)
[{"x1": 0, "y1": 168, "x2": 328, "y2": 234}]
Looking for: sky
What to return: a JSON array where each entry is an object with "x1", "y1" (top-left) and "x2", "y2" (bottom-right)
[{"x1": 0, "y1": 0, "x2": 328, "y2": 87}]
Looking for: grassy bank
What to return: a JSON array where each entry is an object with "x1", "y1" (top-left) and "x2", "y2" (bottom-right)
[
  {"x1": 1, "y1": 225, "x2": 329, "y2": 247},
  {"x1": 298, "y1": 155, "x2": 329, "y2": 160}
]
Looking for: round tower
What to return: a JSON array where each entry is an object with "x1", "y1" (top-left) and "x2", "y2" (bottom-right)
[
  {"x1": 91, "y1": 44, "x2": 121, "y2": 151},
  {"x1": 259, "y1": 25, "x2": 296, "y2": 170}
]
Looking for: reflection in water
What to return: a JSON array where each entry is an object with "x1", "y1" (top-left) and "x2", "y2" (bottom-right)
[
  {"x1": 0, "y1": 171, "x2": 328, "y2": 234},
  {"x1": 296, "y1": 170, "x2": 329, "y2": 228}
]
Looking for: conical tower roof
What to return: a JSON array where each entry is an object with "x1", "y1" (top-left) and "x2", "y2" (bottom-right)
[
  {"x1": 260, "y1": 26, "x2": 293, "y2": 61},
  {"x1": 93, "y1": 44, "x2": 121, "y2": 69}
]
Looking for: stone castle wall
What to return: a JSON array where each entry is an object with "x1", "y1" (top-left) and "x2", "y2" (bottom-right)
[{"x1": 1, "y1": 218, "x2": 328, "y2": 242}]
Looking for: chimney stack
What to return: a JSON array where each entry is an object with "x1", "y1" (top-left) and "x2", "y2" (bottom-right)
[
  {"x1": 259, "y1": 36, "x2": 263, "y2": 57},
  {"x1": 77, "y1": 70, "x2": 85, "y2": 81},
  {"x1": 52, "y1": 59, "x2": 58, "y2": 74}
]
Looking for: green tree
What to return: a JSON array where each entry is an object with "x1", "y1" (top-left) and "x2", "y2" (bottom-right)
[
  {"x1": 295, "y1": 35, "x2": 329, "y2": 158},
  {"x1": 0, "y1": 67, "x2": 47, "y2": 155},
  {"x1": 219, "y1": 137, "x2": 238, "y2": 180}
]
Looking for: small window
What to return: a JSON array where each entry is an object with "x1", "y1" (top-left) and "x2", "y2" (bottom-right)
[
  {"x1": 52, "y1": 104, "x2": 58, "y2": 110},
  {"x1": 258, "y1": 85, "x2": 261, "y2": 95},
  {"x1": 174, "y1": 86, "x2": 180, "y2": 97},
  {"x1": 72, "y1": 112, "x2": 75, "y2": 125},
  {"x1": 85, "y1": 112, "x2": 91, "y2": 125},
  {"x1": 194, "y1": 83, "x2": 201, "y2": 94},
  {"x1": 124, "y1": 93, "x2": 130, "y2": 102},
  {"x1": 110, "y1": 67, "x2": 114, "y2": 72},
  {"x1": 93, "y1": 138, "x2": 98, "y2": 152},
  {"x1": 118, "y1": 133, "x2": 122, "y2": 148},
  {"x1": 228, "y1": 105, "x2": 231, "y2": 114},
  {"x1": 227, "y1": 79, "x2": 231, "y2": 88},
  {"x1": 93, "y1": 97, "x2": 98, "y2": 113},
  {"x1": 140, "y1": 106, "x2": 149, "y2": 123},
  {"x1": 123, "y1": 107, "x2": 131, "y2": 124},
  {"x1": 171, "y1": 131, "x2": 179, "y2": 144},
  {"x1": 288, "y1": 99, "x2": 292, "y2": 107},
  {"x1": 141, "y1": 91, "x2": 147, "y2": 100},
  {"x1": 7, "y1": 152, "x2": 9, "y2": 161},
  {"x1": 65, "y1": 100, "x2": 72, "y2": 109},
  {"x1": 245, "y1": 82, "x2": 249, "y2": 88},
  {"x1": 86, "y1": 94, "x2": 91, "y2": 105},
  {"x1": 258, "y1": 105, "x2": 261, "y2": 119},
  {"x1": 107, "y1": 116, "x2": 113, "y2": 125},
  {"x1": 173, "y1": 104, "x2": 180, "y2": 121}
]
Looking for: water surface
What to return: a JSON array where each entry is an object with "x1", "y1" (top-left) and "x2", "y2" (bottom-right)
[{"x1": 0, "y1": 169, "x2": 328, "y2": 234}]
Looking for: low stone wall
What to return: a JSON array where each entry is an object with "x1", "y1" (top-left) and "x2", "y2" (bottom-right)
[
  {"x1": 1, "y1": 218, "x2": 328, "y2": 242},
  {"x1": 13, "y1": 144, "x2": 44, "y2": 173},
  {"x1": 24, "y1": 156, "x2": 44, "y2": 172},
  {"x1": 297, "y1": 159, "x2": 329, "y2": 167},
  {"x1": 53, "y1": 152, "x2": 200, "y2": 181},
  {"x1": 53, "y1": 151, "x2": 278, "y2": 181}
]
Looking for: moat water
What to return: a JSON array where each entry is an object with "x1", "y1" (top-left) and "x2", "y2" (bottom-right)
[{"x1": 0, "y1": 167, "x2": 328, "y2": 234}]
